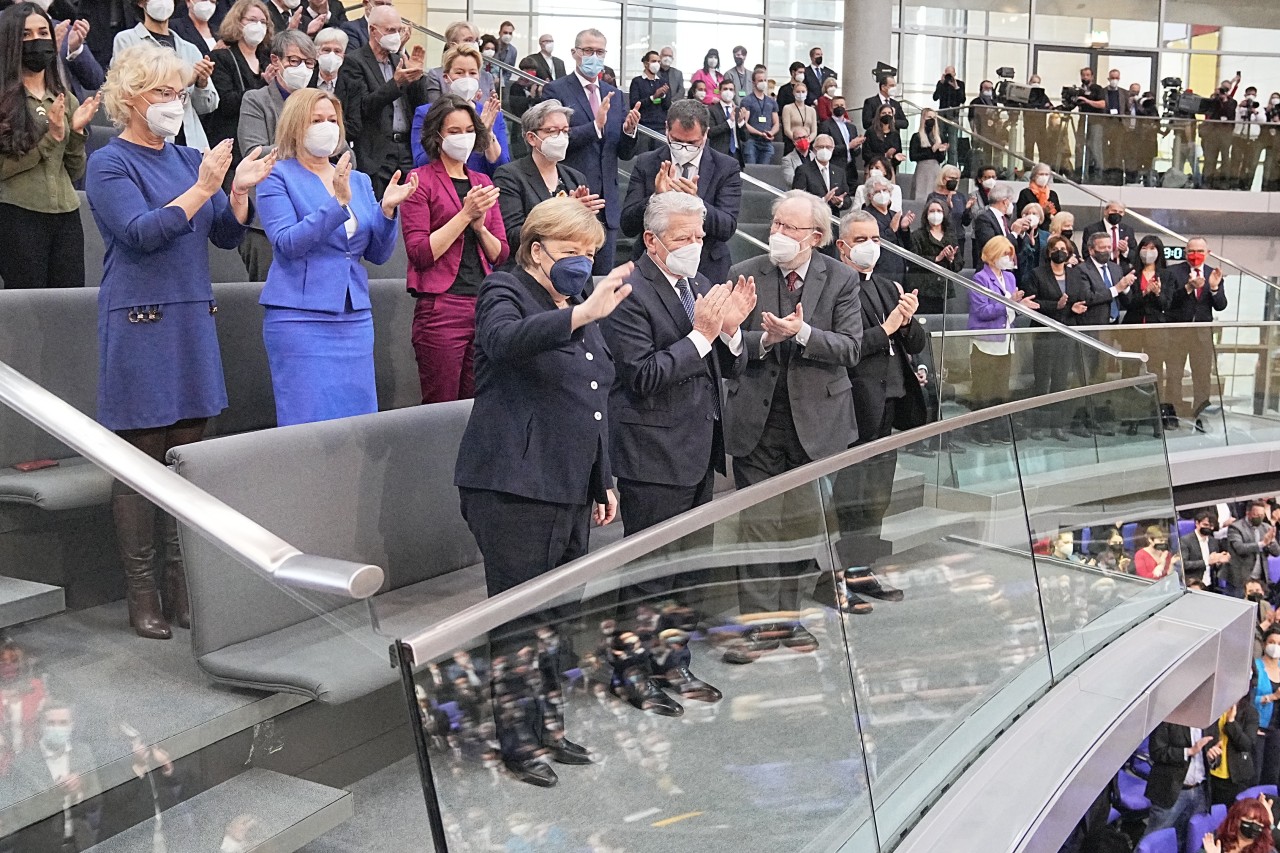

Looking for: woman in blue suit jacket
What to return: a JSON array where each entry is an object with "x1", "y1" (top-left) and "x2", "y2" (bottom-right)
[
  {"x1": 409, "y1": 44, "x2": 509, "y2": 175},
  {"x1": 256, "y1": 89, "x2": 417, "y2": 426}
]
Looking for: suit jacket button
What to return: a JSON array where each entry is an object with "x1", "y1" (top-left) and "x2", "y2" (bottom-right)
[
  {"x1": 586, "y1": 352, "x2": 594, "y2": 361},
  {"x1": 590, "y1": 381, "x2": 598, "y2": 390},
  {"x1": 594, "y1": 411, "x2": 602, "y2": 420}
]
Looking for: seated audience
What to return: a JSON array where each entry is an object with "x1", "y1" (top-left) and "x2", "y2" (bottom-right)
[{"x1": 255, "y1": 89, "x2": 415, "y2": 426}]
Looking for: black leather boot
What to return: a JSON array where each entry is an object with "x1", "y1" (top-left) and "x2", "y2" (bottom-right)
[
  {"x1": 158, "y1": 514, "x2": 191, "y2": 629},
  {"x1": 113, "y1": 494, "x2": 172, "y2": 640}
]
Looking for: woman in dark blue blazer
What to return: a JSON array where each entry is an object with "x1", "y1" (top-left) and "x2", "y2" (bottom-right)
[{"x1": 256, "y1": 89, "x2": 416, "y2": 426}]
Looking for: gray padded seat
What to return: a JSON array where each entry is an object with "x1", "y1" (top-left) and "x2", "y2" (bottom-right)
[{"x1": 167, "y1": 401, "x2": 484, "y2": 703}]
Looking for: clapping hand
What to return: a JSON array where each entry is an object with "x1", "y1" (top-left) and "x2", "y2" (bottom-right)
[
  {"x1": 622, "y1": 101, "x2": 642, "y2": 135},
  {"x1": 287, "y1": 7, "x2": 302, "y2": 29},
  {"x1": 380, "y1": 169, "x2": 418, "y2": 216},
  {"x1": 721, "y1": 275, "x2": 756, "y2": 335},
  {"x1": 1208, "y1": 267, "x2": 1223, "y2": 291},
  {"x1": 46, "y1": 93, "x2": 67, "y2": 142},
  {"x1": 1016, "y1": 289, "x2": 1039, "y2": 309},
  {"x1": 232, "y1": 145, "x2": 277, "y2": 193},
  {"x1": 1117, "y1": 271, "x2": 1137, "y2": 292},
  {"x1": 761, "y1": 302, "x2": 804, "y2": 348},
  {"x1": 654, "y1": 159, "x2": 675, "y2": 194},
  {"x1": 655, "y1": 83, "x2": 670, "y2": 99},
  {"x1": 1117, "y1": 237, "x2": 1129, "y2": 255},
  {"x1": 896, "y1": 287, "x2": 920, "y2": 322},
  {"x1": 594, "y1": 91, "x2": 614, "y2": 131},
  {"x1": 574, "y1": 262, "x2": 634, "y2": 325},
  {"x1": 1203, "y1": 832, "x2": 1222, "y2": 853},
  {"x1": 330, "y1": 151, "x2": 353, "y2": 205},
  {"x1": 570, "y1": 184, "x2": 606, "y2": 213},
  {"x1": 901, "y1": 210, "x2": 916, "y2": 229},
  {"x1": 1057, "y1": 292, "x2": 1069, "y2": 310},
  {"x1": 193, "y1": 56, "x2": 215, "y2": 88},
  {"x1": 196, "y1": 139, "x2": 234, "y2": 195},
  {"x1": 71, "y1": 92, "x2": 102, "y2": 133},
  {"x1": 461, "y1": 184, "x2": 500, "y2": 222},
  {"x1": 691, "y1": 284, "x2": 730, "y2": 341},
  {"x1": 479, "y1": 92, "x2": 502, "y2": 129},
  {"x1": 306, "y1": 10, "x2": 328, "y2": 35}
]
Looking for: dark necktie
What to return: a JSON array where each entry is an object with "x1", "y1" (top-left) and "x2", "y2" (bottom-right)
[
  {"x1": 1101, "y1": 264, "x2": 1119, "y2": 321},
  {"x1": 725, "y1": 105, "x2": 736, "y2": 153},
  {"x1": 676, "y1": 278, "x2": 720, "y2": 419},
  {"x1": 786, "y1": 271, "x2": 800, "y2": 292},
  {"x1": 681, "y1": 162, "x2": 693, "y2": 179}
]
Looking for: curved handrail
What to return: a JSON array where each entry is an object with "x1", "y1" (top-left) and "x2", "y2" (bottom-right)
[
  {"x1": 0, "y1": 361, "x2": 384, "y2": 600},
  {"x1": 398, "y1": 373, "x2": 1154, "y2": 665},
  {"x1": 901, "y1": 98, "x2": 1280, "y2": 293}
]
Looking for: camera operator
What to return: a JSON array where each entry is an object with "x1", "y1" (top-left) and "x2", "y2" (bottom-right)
[
  {"x1": 1022, "y1": 74, "x2": 1056, "y2": 167},
  {"x1": 1124, "y1": 84, "x2": 1159, "y2": 186},
  {"x1": 1068, "y1": 67, "x2": 1106, "y2": 182},
  {"x1": 968, "y1": 81, "x2": 1010, "y2": 175},
  {"x1": 933, "y1": 66, "x2": 965, "y2": 163},
  {"x1": 1231, "y1": 85, "x2": 1265, "y2": 190},
  {"x1": 1202, "y1": 73, "x2": 1240, "y2": 189},
  {"x1": 1263, "y1": 92, "x2": 1280, "y2": 192}
]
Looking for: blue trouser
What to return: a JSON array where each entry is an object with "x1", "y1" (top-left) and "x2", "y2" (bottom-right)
[
  {"x1": 745, "y1": 137, "x2": 774, "y2": 164},
  {"x1": 1144, "y1": 783, "x2": 1207, "y2": 852}
]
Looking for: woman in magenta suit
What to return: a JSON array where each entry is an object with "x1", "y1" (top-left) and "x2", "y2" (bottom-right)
[{"x1": 401, "y1": 94, "x2": 510, "y2": 404}]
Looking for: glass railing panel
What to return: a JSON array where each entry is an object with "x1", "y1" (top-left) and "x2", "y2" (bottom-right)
[
  {"x1": 1208, "y1": 324, "x2": 1280, "y2": 446},
  {"x1": 1010, "y1": 377, "x2": 1184, "y2": 677},
  {"x1": 402, "y1": 483, "x2": 878, "y2": 852},
  {"x1": 823, "y1": 425, "x2": 1052, "y2": 849}
]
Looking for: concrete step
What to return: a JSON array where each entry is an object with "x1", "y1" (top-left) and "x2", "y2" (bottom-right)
[
  {"x1": 0, "y1": 575, "x2": 63, "y2": 629},
  {"x1": 85, "y1": 769, "x2": 351, "y2": 853}
]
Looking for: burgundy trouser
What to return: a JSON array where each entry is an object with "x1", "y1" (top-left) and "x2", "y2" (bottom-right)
[{"x1": 411, "y1": 293, "x2": 476, "y2": 404}]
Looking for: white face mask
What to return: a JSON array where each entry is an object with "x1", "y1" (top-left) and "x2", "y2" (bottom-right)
[
  {"x1": 720, "y1": 90, "x2": 734, "y2": 104},
  {"x1": 378, "y1": 32, "x2": 402, "y2": 53},
  {"x1": 927, "y1": 211, "x2": 944, "y2": 226},
  {"x1": 138, "y1": 98, "x2": 185, "y2": 138},
  {"x1": 660, "y1": 56, "x2": 672, "y2": 69},
  {"x1": 317, "y1": 52, "x2": 343, "y2": 75},
  {"x1": 191, "y1": 0, "x2": 216, "y2": 21},
  {"x1": 1034, "y1": 174, "x2": 1050, "y2": 187},
  {"x1": 1139, "y1": 249, "x2": 1158, "y2": 265},
  {"x1": 145, "y1": 0, "x2": 174, "y2": 19},
  {"x1": 996, "y1": 256, "x2": 1016, "y2": 271},
  {"x1": 449, "y1": 76, "x2": 480, "y2": 101},
  {"x1": 303, "y1": 121, "x2": 340, "y2": 157},
  {"x1": 1268, "y1": 644, "x2": 1280, "y2": 660},
  {"x1": 542, "y1": 42, "x2": 554, "y2": 55},
  {"x1": 868, "y1": 168, "x2": 884, "y2": 180},
  {"x1": 281, "y1": 63, "x2": 312, "y2": 91},
  {"x1": 981, "y1": 177, "x2": 996, "y2": 190},
  {"x1": 755, "y1": 81, "x2": 767, "y2": 93},
  {"x1": 769, "y1": 232, "x2": 804, "y2": 267},
  {"x1": 501, "y1": 33, "x2": 513, "y2": 44},
  {"x1": 794, "y1": 93, "x2": 806, "y2": 103},
  {"x1": 648, "y1": 61, "x2": 660, "y2": 75},
  {"x1": 872, "y1": 190, "x2": 891, "y2": 208},
  {"x1": 1108, "y1": 79, "x2": 1119, "y2": 89},
  {"x1": 847, "y1": 239, "x2": 880, "y2": 271},
  {"x1": 242, "y1": 21, "x2": 267, "y2": 46},
  {"x1": 660, "y1": 239, "x2": 703, "y2": 278},
  {"x1": 814, "y1": 148, "x2": 832, "y2": 163},
  {"x1": 1025, "y1": 213, "x2": 1040, "y2": 228},
  {"x1": 793, "y1": 73, "x2": 804, "y2": 83},
  {"x1": 440, "y1": 131, "x2": 476, "y2": 161},
  {"x1": 482, "y1": 48, "x2": 495, "y2": 59},
  {"x1": 668, "y1": 139, "x2": 703, "y2": 167},
  {"x1": 537, "y1": 132, "x2": 568, "y2": 162}
]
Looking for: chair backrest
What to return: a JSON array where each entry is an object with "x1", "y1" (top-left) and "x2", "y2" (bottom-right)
[
  {"x1": 1236, "y1": 784, "x2": 1278, "y2": 801},
  {"x1": 1122, "y1": 521, "x2": 1139, "y2": 552},
  {"x1": 1186, "y1": 813, "x2": 1217, "y2": 853},
  {"x1": 1177, "y1": 518, "x2": 1195, "y2": 539},
  {"x1": 1135, "y1": 827, "x2": 1176, "y2": 853},
  {"x1": 1268, "y1": 555, "x2": 1280, "y2": 585},
  {"x1": 167, "y1": 400, "x2": 479, "y2": 658}
]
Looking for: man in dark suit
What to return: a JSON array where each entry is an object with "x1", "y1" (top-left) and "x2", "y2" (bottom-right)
[
  {"x1": 825, "y1": 210, "x2": 926, "y2": 613},
  {"x1": 721, "y1": 191, "x2": 863, "y2": 657},
  {"x1": 1165, "y1": 237, "x2": 1229, "y2": 423},
  {"x1": 706, "y1": 79, "x2": 743, "y2": 162},
  {"x1": 296, "y1": 0, "x2": 347, "y2": 36},
  {"x1": 335, "y1": 4, "x2": 428, "y2": 198},
  {"x1": 10, "y1": 702, "x2": 104, "y2": 850},
  {"x1": 601, "y1": 192, "x2": 754, "y2": 702},
  {"x1": 861, "y1": 73, "x2": 908, "y2": 131},
  {"x1": 792, "y1": 133, "x2": 853, "y2": 255},
  {"x1": 819, "y1": 95, "x2": 864, "y2": 186},
  {"x1": 1181, "y1": 509, "x2": 1231, "y2": 588},
  {"x1": 1081, "y1": 200, "x2": 1139, "y2": 273},
  {"x1": 971, "y1": 183, "x2": 1029, "y2": 268},
  {"x1": 542, "y1": 28, "x2": 642, "y2": 274},
  {"x1": 1066, "y1": 231, "x2": 1135, "y2": 434},
  {"x1": 1143, "y1": 721, "x2": 1213, "y2": 850},
  {"x1": 801, "y1": 45, "x2": 836, "y2": 107},
  {"x1": 620, "y1": 99, "x2": 741, "y2": 285},
  {"x1": 1224, "y1": 502, "x2": 1280, "y2": 598},
  {"x1": 522, "y1": 34, "x2": 566, "y2": 82}
]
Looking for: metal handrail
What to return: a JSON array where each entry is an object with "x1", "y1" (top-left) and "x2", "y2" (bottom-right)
[
  {"x1": 398, "y1": 374, "x2": 1156, "y2": 665},
  {"x1": 900, "y1": 98, "x2": 1280, "y2": 292},
  {"x1": 0, "y1": 362, "x2": 384, "y2": 600}
]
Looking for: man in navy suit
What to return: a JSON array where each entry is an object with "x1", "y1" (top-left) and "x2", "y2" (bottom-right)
[
  {"x1": 542, "y1": 28, "x2": 642, "y2": 274},
  {"x1": 801, "y1": 46, "x2": 836, "y2": 108},
  {"x1": 620, "y1": 99, "x2": 742, "y2": 285},
  {"x1": 1166, "y1": 236, "x2": 1228, "y2": 425}
]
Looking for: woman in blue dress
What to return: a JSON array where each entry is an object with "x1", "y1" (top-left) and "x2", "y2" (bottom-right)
[
  {"x1": 255, "y1": 88, "x2": 417, "y2": 426},
  {"x1": 87, "y1": 43, "x2": 276, "y2": 639}
]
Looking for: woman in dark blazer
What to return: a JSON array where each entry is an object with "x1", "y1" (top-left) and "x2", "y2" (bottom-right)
[
  {"x1": 493, "y1": 99, "x2": 605, "y2": 254},
  {"x1": 453, "y1": 197, "x2": 631, "y2": 788},
  {"x1": 1027, "y1": 235, "x2": 1077, "y2": 437},
  {"x1": 203, "y1": 0, "x2": 274, "y2": 151},
  {"x1": 401, "y1": 95, "x2": 510, "y2": 404},
  {"x1": 255, "y1": 89, "x2": 415, "y2": 426}
]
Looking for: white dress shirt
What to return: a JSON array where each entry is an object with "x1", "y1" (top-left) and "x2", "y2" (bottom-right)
[
  {"x1": 656, "y1": 263, "x2": 744, "y2": 357},
  {"x1": 1184, "y1": 726, "x2": 1206, "y2": 786}
]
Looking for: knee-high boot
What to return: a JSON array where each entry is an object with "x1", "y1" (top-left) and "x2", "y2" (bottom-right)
[
  {"x1": 113, "y1": 493, "x2": 172, "y2": 640},
  {"x1": 158, "y1": 513, "x2": 191, "y2": 629}
]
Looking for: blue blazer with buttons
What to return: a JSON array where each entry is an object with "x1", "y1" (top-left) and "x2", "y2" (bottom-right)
[
  {"x1": 256, "y1": 157, "x2": 400, "y2": 312},
  {"x1": 454, "y1": 269, "x2": 615, "y2": 506}
]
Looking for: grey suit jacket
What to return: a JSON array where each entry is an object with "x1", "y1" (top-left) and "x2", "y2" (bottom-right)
[
  {"x1": 663, "y1": 67, "x2": 686, "y2": 101},
  {"x1": 723, "y1": 252, "x2": 863, "y2": 461},
  {"x1": 1225, "y1": 518, "x2": 1280, "y2": 592}
]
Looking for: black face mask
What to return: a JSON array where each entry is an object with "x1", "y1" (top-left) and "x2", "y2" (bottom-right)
[
  {"x1": 1049, "y1": 249, "x2": 1070, "y2": 264},
  {"x1": 1061, "y1": 228, "x2": 1074, "y2": 239},
  {"x1": 945, "y1": 178, "x2": 958, "y2": 191},
  {"x1": 832, "y1": 106, "x2": 845, "y2": 117},
  {"x1": 21, "y1": 38, "x2": 56, "y2": 73},
  {"x1": 813, "y1": 56, "x2": 823, "y2": 66},
  {"x1": 1105, "y1": 212, "x2": 1123, "y2": 226},
  {"x1": 925, "y1": 119, "x2": 935, "y2": 132},
  {"x1": 880, "y1": 115, "x2": 892, "y2": 125},
  {"x1": 1249, "y1": 592, "x2": 1265, "y2": 602},
  {"x1": 1240, "y1": 820, "x2": 1266, "y2": 840}
]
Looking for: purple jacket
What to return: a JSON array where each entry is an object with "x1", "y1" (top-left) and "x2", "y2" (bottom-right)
[{"x1": 968, "y1": 266, "x2": 1017, "y2": 342}]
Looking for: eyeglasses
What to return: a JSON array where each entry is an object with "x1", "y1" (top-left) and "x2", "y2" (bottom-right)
[
  {"x1": 148, "y1": 87, "x2": 189, "y2": 105},
  {"x1": 575, "y1": 47, "x2": 607, "y2": 57},
  {"x1": 535, "y1": 127, "x2": 569, "y2": 138},
  {"x1": 283, "y1": 57, "x2": 318, "y2": 69},
  {"x1": 668, "y1": 139, "x2": 703, "y2": 153},
  {"x1": 771, "y1": 220, "x2": 816, "y2": 237}
]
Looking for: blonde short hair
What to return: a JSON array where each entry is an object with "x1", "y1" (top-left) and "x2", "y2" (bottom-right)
[
  {"x1": 102, "y1": 43, "x2": 191, "y2": 129},
  {"x1": 1049, "y1": 210, "x2": 1074, "y2": 235},
  {"x1": 981, "y1": 235, "x2": 1015, "y2": 266},
  {"x1": 274, "y1": 89, "x2": 346, "y2": 160},
  {"x1": 218, "y1": 0, "x2": 275, "y2": 46},
  {"x1": 517, "y1": 197, "x2": 605, "y2": 269},
  {"x1": 441, "y1": 44, "x2": 482, "y2": 75},
  {"x1": 939, "y1": 164, "x2": 961, "y2": 186},
  {"x1": 1021, "y1": 202, "x2": 1044, "y2": 221}
]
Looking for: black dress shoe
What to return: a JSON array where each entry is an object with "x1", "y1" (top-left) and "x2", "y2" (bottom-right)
[
  {"x1": 1050, "y1": 427, "x2": 1070, "y2": 442},
  {"x1": 1068, "y1": 423, "x2": 1092, "y2": 438},
  {"x1": 840, "y1": 593, "x2": 874, "y2": 615},
  {"x1": 614, "y1": 673, "x2": 684, "y2": 717},
  {"x1": 655, "y1": 666, "x2": 723, "y2": 702},
  {"x1": 505, "y1": 759, "x2": 558, "y2": 787},
  {"x1": 782, "y1": 624, "x2": 819, "y2": 650},
  {"x1": 559, "y1": 738, "x2": 591, "y2": 758},
  {"x1": 548, "y1": 745, "x2": 593, "y2": 765},
  {"x1": 845, "y1": 571, "x2": 904, "y2": 602},
  {"x1": 722, "y1": 625, "x2": 782, "y2": 664}
]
